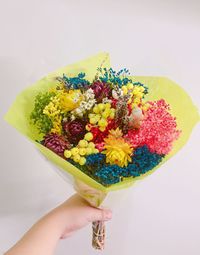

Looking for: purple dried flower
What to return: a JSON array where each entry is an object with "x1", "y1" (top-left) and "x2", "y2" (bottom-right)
[
  {"x1": 91, "y1": 81, "x2": 112, "y2": 102},
  {"x1": 43, "y1": 133, "x2": 70, "y2": 157},
  {"x1": 63, "y1": 120, "x2": 86, "y2": 144}
]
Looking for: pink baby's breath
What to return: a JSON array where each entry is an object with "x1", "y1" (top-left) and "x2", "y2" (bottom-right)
[{"x1": 126, "y1": 99, "x2": 181, "y2": 155}]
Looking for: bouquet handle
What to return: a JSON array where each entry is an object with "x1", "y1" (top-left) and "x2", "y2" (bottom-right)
[
  {"x1": 92, "y1": 221, "x2": 106, "y2": 250},
  {"x1": 74, "y1": 179, "x2": 107, "y2": 250}
]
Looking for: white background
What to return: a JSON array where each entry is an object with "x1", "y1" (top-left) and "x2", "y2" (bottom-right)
[{"x1": 0, "y1": 0, "x2": 200, "y2": 254}]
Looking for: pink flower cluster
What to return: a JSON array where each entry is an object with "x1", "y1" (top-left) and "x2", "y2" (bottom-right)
[{"x1": 126, "y1": 99, "x2": 181, "y2": 155}]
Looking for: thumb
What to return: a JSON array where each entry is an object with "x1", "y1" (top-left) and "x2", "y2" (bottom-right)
[{"x1": 87, "y1": 207, "x2": 112, "y2": 222}]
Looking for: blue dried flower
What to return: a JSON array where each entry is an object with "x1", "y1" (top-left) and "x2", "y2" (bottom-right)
[
  {"x1": 60, "y1": 72, "x2": 90, "y2": 89},
  {"x1": 127, "y1": 145, "x2": 164, "y2": 175},
  {"x1": 86, "y1": 153, "x2": 106, "y2": 169},
  {"x1": 98, "y1": 68, "x2": 133, "y2": 87},
  {"x1": 95, "y1": 146, "x2": 164, "y2": 185},
  {"x1": 97, "y1": 68, "x2": 148, "y2": 92},
  {"x1": 95, "y1": 165, "x2": 123, "y2": 185}
]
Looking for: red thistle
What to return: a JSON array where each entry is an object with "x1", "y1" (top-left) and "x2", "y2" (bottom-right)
[
  {"x1": 63, "y1": 120, "x2": 86, "y2": 144},
  {"x1": 90, "y1": 81, "x2": 112, "y2": 102},
  {"x1": 43, "y1": 133, "x2": 71, "y2": 157}
]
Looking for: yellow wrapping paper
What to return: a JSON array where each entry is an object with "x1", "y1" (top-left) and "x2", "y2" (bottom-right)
[{"x1": 4, "y1": 52, "x2": 200, "y2": 195}]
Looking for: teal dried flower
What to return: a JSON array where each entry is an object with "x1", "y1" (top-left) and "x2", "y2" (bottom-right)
[
  {"x1": 57, "y1": 73, "x2": 90, "y2": 90},
  {"x1": 95, "y1": 146, "x2": 164, "y2": 186},
  {"x1": 97, "y1": 68, "x2": 132, "y2": 87},
  {"x1": 96, "y1": 68, "x2": 148, "y2": 93}
]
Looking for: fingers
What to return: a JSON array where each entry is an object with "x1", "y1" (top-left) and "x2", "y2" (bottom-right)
[{"x1": 88, "y1": 208, "x2": 112, "y2": 222}]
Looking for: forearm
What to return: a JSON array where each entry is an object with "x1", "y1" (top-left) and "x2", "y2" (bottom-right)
[
  {"x1": 5, "y1": 207, "x2": 67, "y2": 255},
  {"x1": 4, "y1": 195, "x2": 112, "y2": 255}
]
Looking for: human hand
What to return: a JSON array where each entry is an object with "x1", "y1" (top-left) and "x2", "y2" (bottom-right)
[
  {"x1": 5, "y1": 194, "x2": 112, "y2": 255},
  {"x1": 50, "y1": 194, "x2": 112, "y2": 239}
]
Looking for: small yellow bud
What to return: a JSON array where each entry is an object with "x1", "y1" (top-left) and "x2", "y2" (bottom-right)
[
  {"x1": 79, "y1": 157, "x2": 86, "y2": 165},
  {"x1": 90, "y1": 117, "x2": 98, "y2": 125},
  {"x1": 86, "y1": 147, "x2": 93, "y2": 155},
  {"x1": 109, "y1": 109, "x2": 115, "y2": 119},
  {"x1": 88, "y1": 142, "x2": 95, "y2": 149},
  {"x1": 95, "y1": 114, "x2": 101, "y2": 121},
  {"x1": 73, "y1": 154, "x2": 81, "y2": 162},
  {"x1": 93, "y1": 105, "x2": 100, "y2": 114},
  {"x1": 84, "y1": 132, "x2": 93, "y2": 141},
  {"x1": 78, "y1": 140, "x2": 88, "y2": 148},
  {"x1": 71, "y1": 148, "x2": 79, "y2": 156},
  {"x1": 98, "y1": 118, "x2": 108, "y2": 127},
  {"x1": 79, "y1": 148, "x2": 86, "y2": 156},
  {"x1": 64, "y1": 150, "x2": 72, "y2": 158},
  {"x1": 98, "y1": 103, "x2": 105, "y2": 111},
  {"x1": 104, "y1": 103, "x2": 111, "y2": 109},
  {"x1": 102, "y1": 109, "x2": 110, "y2": 119}
]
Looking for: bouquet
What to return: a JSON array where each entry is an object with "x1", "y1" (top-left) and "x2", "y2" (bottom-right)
[{"x1": 5, "y1": 53, "x2": 199, "y2": 250}]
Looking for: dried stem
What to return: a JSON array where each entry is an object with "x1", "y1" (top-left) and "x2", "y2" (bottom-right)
[{"x1": 92, "y1": 221, "x2": 106, "y2": 250}]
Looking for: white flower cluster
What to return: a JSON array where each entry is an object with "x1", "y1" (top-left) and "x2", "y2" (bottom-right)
[
  {"x1": 102, "y1": 97, "x2": 112, "y2": 104},
  {"x1": 73, "y1": 93, "x2": 82, "y2": 103},
  {"x1": 84, "y1": 88, "x2": 95, "y2": 100},
  {"x1": 71, "y1": 88, "x2": 96, "y2": 120}
]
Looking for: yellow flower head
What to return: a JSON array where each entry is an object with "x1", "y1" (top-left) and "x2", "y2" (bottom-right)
[
  {"x1": 103, "y1": 128, "x2": 133, "y2": 167},
  {"x1": 57, "y1": 89, "x2": 83, "y2": 112},
  {"x1": 122, "y1": 85, "x2": 145, "y2": 106}
]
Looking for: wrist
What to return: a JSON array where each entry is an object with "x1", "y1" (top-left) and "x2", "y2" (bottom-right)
[{"x1": 44, "y1": 204, "x2": 72, "y2": 239}]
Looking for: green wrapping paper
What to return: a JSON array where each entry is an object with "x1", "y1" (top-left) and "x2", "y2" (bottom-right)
[{"x1": 5, "y1": 52, "x2": 200, "y2": 192}]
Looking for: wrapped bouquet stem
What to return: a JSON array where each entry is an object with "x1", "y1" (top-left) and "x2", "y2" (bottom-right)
[
  {"x1": 74, "y1": 179, "x2": 107, "y2": 249},
  {"x1": 5, "y1": 53, "x2": 199, "y2": 250},
  {"x1": 92, "y1": 221, "x2": 105, "y2": 250}
]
